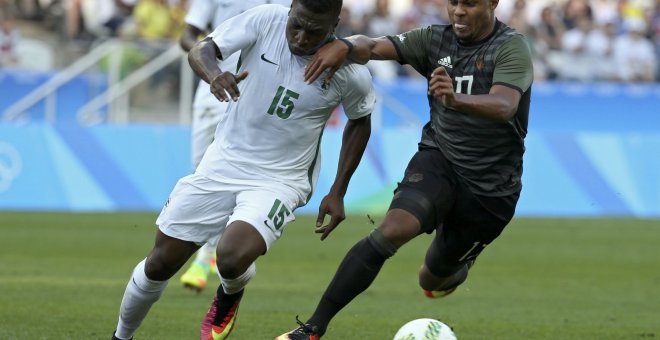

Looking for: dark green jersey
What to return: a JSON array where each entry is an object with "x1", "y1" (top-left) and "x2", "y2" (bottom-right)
[{"x1": 387, "y1": 21, "x2": 533, "y2": 196}]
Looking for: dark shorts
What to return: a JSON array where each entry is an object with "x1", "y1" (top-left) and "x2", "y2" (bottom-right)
[{"x1": 390, "y1": 147, "x2": 520, "y2": 276}]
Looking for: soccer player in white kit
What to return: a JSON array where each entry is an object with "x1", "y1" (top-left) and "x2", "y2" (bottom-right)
[
  {"x1": 111, "y1": 1, "x2": 375, "y2": 339},
  {"x1": 179, "y1": 0, "x2": 293, "y2": 294}
]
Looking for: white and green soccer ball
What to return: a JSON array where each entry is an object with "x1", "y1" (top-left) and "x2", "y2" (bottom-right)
[{"x1": 393, "y1": 318, "x2": 457, "y2": 340}]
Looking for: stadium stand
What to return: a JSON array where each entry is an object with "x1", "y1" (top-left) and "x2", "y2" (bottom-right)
[{"x1": 0, "y1": 0, "x2": 659, "y2": 217}]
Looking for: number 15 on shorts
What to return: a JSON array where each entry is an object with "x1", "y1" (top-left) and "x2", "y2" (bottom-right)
[{"x1": 264, "y1": 199, "x2": 291, "y2": 230}]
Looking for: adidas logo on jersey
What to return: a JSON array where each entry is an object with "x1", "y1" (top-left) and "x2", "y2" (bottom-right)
[{"x1": 437, "y1": 56, "x2": 453, "y2": 68}]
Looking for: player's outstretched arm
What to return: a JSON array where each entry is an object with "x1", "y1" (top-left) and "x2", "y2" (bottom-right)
[
  {"x1": 316, "y1": 115, "x2": 371, "y2": 240},
  {"x1": 305, "y1": 36, "x2": 398, "y2": 84},
  {"x1": 188, "y1": 37, "x2": 248, "y2": 102}
]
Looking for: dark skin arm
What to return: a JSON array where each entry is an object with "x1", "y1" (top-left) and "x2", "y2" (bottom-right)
[
  {"x1": 304, "y1": 35, "x2": 399, "y2": 84},
  {"x1": 428, "y1": 67, "x2": 521, "y2": 122},
  {"x1": 188, "y1": 37, "x2": 248, "y2": 102},
  {"x1": 315, "y1": 114, "x2": 371, "y2": 240},
  {"x1": 306, "y1": 36, "x2": 521, "y2": 122},
  {"x1": 179, "y1": 24, "x2": 204, "y2": 52}
]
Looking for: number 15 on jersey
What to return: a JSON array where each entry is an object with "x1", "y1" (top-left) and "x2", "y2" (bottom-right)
[{"x1": 268, "y1": 86, "x2": 300, "y2": 119}]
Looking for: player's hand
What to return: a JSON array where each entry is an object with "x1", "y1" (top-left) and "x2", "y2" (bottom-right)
[
  {"x1": 304, "y1": 40, "x2": 348, "y2": 84},
  {"x1": 428, "y1": 67, "x2": 456, "y2": 107},
  {"x1": 314, "y1": 193, "x2": 346, "y2": 240},
  {"x1": 210, "y1": 71, "x2": 249, "y2": 102}
]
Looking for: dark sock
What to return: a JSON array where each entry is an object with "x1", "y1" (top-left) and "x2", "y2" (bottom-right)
[
  {"x1": 213, "y1": 286, "x2": 243, "y2": 324},
  {"x1": 217, "y1": 284, "x2": 244, "y2": 301},
  {"x1": 307, "y1": 237, "x2": 390, "y2": 334}
]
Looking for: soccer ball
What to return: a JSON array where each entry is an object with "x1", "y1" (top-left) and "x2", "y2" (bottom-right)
[{"x1": 393, "y1": 318, "x2": 457, "y2": 340}]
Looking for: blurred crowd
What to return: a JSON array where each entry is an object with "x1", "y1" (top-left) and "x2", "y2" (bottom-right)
[
  {"x1": 342, "y1": 0, "x2": 660, "y2": 82},
  {"x1": 1, "y1": 0, "x2": 659, "y2": 82},
  {"x1": 496, "y1": 0, "x2": 659, "y2": 82},
  {"x1": 0, "y1": 0, "x2": 188, "y2": 43}
]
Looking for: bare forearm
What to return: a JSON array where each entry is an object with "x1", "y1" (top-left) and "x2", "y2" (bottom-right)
[
  {"x1": 180, "y1": 26, "x2": 204, "y2": 52},
  {"x1": 344, "y1": 35, "x2": 398, "y2": 64},
  {"x1": 430, "y1": 70, "x2": 521, "y2": 123},
  {"x1": 450, "y1": 93, "x2": 516, "y2": 122},
  {"x1": 329, "y1": 116, "x2": 371, "y2": 196},
  {"x1": 188, "y1": 38, "x2": 223, "y2": 84}
]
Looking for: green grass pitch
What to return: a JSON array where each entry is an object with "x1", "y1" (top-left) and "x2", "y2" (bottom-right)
[{"x1": 0, "y1": 212, "x2": 658, "y2": 339}]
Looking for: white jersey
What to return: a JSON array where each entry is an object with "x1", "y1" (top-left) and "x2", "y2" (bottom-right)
[
  {"x1": 197, "y1": 4, "x2": 376, "y2": 203},
  {"x1": 186, "y1": 0, "x2": 292, "y2": 108}
]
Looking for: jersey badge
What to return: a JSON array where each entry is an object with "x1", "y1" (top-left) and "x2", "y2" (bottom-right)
[
  {"x1": 321, "y1": 79, "x2": 330, "y2": 91},
  {"x1": 475, "y1": 54, "x2": 485, "y2": 71},
  {"x1": 437, "y1": 56, "x2": 453, "y2": 68}
]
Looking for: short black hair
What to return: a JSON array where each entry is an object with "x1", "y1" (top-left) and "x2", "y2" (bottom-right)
[{"x1": 294, "y1": 0, "x2": 343, "y2": 17}]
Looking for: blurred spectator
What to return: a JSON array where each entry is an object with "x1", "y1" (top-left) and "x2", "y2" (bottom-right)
[
  {"x1": 620, "y1": 0, "x2": 651, "y2": 23},
  {"x1": 131, "y1": 0, "x2": 188, "y2": 101},
  {"x1": 133, "y1": 0, "x2": 174, "y2": 40},
  {"x1": 10, "y1": 0, "x2": 42, "y2": 20},
  {"x1": 507, "y1": 0, "x2": 532, "y2": 35},
  {"x1": 335, "y1": 7, "x2": 353, "y2": 38},
  {"x1": 106, "y1": 0, "x2": 137, "y2": 37},
  {"x1": 613, "y1": 18, "x2": 657, "y2": 81},
  {"x1": 557, "y1": 15, "x2": 600, "y2": 80},
  {"x1": 536, "y1": 5, "x2": 566, "y2": 51},
  {"x1": 66, "y1": 0, "x2": 136, "y2": 41},
  {"x1": 0, "y1": 14, "x2": 20, "y2": 67},
  {"x1": 592, "y1": 0, "x2": 620, "y2": 25},
  {"x1": 65, "y1": 0, "x2": 82, "y2": 40},
  {"x1": 653, "y1": 0, "x2": 660, "y2": 80},
  {"x1": 400, "y1": 0, "x2": 448, "y2": 31},
  {"x1": 364, "y1": 0, "x2": 397, "y2": 37},
  {"x1": 362, "y1": 0, "x2": 400, "y2": 80},
  {"x1": 587, "y1": 20, "x2": 620, "y2": 80},
  {"x1": 563, "y1": 0, "x2": 593, "y2": 29},
  {"x1": 527, "y1": 25, "x2": 560, "y2": 80},
  {"x1": 169, "y1": 0, "x2": 189, "y2": 40}
]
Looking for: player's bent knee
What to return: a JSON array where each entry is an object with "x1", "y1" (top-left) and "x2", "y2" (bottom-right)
[
  {"x1": 144, "y1": 254, "x2": 177, "y2": 281},
  {"x1": 216, "y1": 254, "x2": 254, "y2": 279},
  {"x1": 378, "y1": 218, "x2": 418, "y2": 247},
  {"x1": 216, "y1": 256, "x2": 238, "y2": 278},
  {"x1": 389, "y1": 189, "x2": 436, "y2": 234}
]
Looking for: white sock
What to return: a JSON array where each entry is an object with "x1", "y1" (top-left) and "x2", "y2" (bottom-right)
[
  {"x1": 194, "y1": 242, "x2": 216, "y2": 266},
  {"x1": 220, "y1": 262, "x2": 256, "y2": 295},
  {"x1": 114, "y1": 259, "x2": 169, "y2": 340}
]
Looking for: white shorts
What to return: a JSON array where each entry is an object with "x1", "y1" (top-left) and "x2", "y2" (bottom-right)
[{"x1": 156, "y1": 173, "x2": 300, "y2": 251}]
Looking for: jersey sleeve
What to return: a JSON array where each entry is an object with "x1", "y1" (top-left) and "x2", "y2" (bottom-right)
[
  {"x1": 493, "y1": 34, "x2": 534, "y2": 94},
  {"x1": 387, "y1": 27, "x2": 433, "y2": 76},
  {"x1": 340, "y1": 65, "x2": 376, "y2": 120},
  {"x1": 208, "y1": 5, "x2": 277, "y2": 61},
  {"x1": 185, "y1": 0, "x2": 213, "y2": 30}
]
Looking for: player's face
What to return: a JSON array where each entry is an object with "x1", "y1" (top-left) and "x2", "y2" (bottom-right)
[
  {"x1": 286, "y1": 4, "x2": 337, "y2": 56},
  {"x1": 447, "y1": 0, "x2": 498, "y2": 43}
]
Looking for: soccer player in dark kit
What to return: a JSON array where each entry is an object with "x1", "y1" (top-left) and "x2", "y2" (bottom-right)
[{"x1": 277, "y1": 0, "x2": 534, "y2": 338}]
